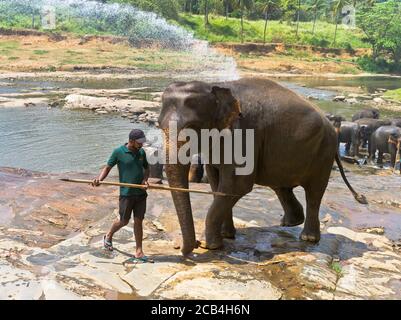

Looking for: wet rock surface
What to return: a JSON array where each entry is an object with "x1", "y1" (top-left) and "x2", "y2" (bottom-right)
[{"x1": 1, "y1": 165, "x2": 401, "y2": 300}]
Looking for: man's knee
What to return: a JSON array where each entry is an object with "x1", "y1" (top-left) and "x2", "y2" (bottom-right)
[{"x1": 120, "y1": 219, "x2": 130, "y2": 226}]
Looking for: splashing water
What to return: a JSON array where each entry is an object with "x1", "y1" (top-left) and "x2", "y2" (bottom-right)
[
  {"x1": 1, "y1": 0, "x2": 193, "y2": 49},
  {"x1": 0, "y1": 0, "x2": 239, "y2": 80}
]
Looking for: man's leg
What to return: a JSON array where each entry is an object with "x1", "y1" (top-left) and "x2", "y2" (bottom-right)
[
  {"x1": 133, "y1": 194, "x2": 147, "y2": 258},
  {"x1": 106, "y1": 219, "x2": 129, "y2": 242},
  {"x1": 106, "y1": 196, "x2": 132, "y2": 243},
  {"x1": 134, "y1": 217, "x2": 144, "y2": 258}
]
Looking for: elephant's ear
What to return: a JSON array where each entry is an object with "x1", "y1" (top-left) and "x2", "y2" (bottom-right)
[{"x1": 211, "y1": 86, "x2": 241, "y2": 129}]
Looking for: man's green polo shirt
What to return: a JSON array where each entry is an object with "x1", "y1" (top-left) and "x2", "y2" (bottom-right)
[{"x1": 107, "y1": 144, "x2": 149, "y2": 196}]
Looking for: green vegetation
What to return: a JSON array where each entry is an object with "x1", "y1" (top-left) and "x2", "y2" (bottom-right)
[
  {"x1": 357, "y1": 1, "x2": 401, "y2": 72},
  {"x1": 384, "y1": 88, "x2": 401, "y2": 103},
  {"x1": 177, "y1": 14, "x2": 368, "y2": 48},
  {"x1": 330, "y1": 261, "x2": 343, "y2": 277},
  {"x1": 0, "y1": 0, "x2": 400, "y2": 74},
  {"x1": 33, "y1": 50, "x2": 49, "y2": 55}
]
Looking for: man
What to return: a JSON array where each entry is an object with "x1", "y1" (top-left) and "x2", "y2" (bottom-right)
[{"x1": 92, "y1": 129, "x2": 151, "y2": 262}]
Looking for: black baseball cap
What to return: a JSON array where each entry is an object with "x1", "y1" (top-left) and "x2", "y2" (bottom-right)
[{"x1": 129, "y1": 129, "x2": 146, "y2": 144}]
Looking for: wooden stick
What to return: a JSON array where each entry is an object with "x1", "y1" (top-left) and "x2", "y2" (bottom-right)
[{"x1": 60, "y1": 178, "x2": 238, "y2": 197}]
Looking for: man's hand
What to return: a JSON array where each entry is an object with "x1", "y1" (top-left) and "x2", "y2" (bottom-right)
[
  {"x1": 142, "y1": 179, "x2": 149, "y2": 189},
  {"x1": 91, "y1": 178, "x2": 101, "y2": 187}
]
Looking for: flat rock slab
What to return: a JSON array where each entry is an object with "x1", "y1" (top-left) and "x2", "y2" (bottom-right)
[
  {"x1": 63, "y1": 94, "x2": 160, "y2": 113},
  {"x1": 0, "y1": 97, "x2": 49, "y2": 108},
  {"x1": 123, "y1": 262, "x2": 185, "y2": 297},
  {"x1": 1, "y1": 166, "x2": 401, "y2": 299},
  {"x1": 155, "y1": 264, "x2": 282, "y2": 300}
]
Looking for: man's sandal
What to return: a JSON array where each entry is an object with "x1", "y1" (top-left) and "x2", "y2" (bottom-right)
[
  {"x1": 124, "y1": 256, "x2": 154, "y2": 264},
  {"x1": 103, "y1": 235, "x2": 113, "y2": 251}
]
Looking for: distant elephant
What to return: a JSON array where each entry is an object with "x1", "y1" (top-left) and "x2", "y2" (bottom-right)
[
  {"x1": 369, "y1": 126, "x2": 401, "y2": 173},
  {"x1": 158, "y1": 78, "x2": 366, "y2": 255},
  {"x1": 326, "y1": 114, "x2": 345, "y2": 132},
  {"x1": 338, "y1": 121, "x2": 361, "y2": 157},
  {"x1": 391, "y1": 118, "x2": 401, "y2": 128},
  {"x1": 352, "y1": 108, "x2": 380, "y2": 122},
  {"x1": 355, "y1": 118, "x2": 392, "y2": 154},
  {"x1": 188, "y1": 154, "x2": 204, "y2": 183}
]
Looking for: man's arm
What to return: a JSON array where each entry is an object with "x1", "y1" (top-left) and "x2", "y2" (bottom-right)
[
  {"x1": 141, "y1": 149, "x2": 149, "y2": 186},
  {"x1": 92, "y1": 165, "x2": 112, "y2": 187},
  {"x1": 142, "y1": 167, "x2": 149, "y2": 186}
]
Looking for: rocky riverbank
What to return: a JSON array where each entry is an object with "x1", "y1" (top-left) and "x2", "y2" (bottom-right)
[
  {"x1": 331, "y1": 89, "x2": 401, "y2": 113},
  {"x1": 1, "y1": 166, "x2": 401, "y2": 300},
  {"x1": 0, "y1": 84, "x2": 163, "y2": 126}
]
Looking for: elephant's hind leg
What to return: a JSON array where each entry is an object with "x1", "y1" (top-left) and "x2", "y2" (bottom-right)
[
  {"x1": 206, "y1": 165, "x2": 236, "y2": 239},
  {"x1": 274, "y1": 187, "x2": 305, "y2": 227},
  {"x1": 221, "y1": 209, "x2": 236, "y2": 239},
  {"x1": 300, "y1": 181, "x2": 328, "y2": 243},
  {"x1": 202, "y1": 196, "x2": 240, "y2": 250}
]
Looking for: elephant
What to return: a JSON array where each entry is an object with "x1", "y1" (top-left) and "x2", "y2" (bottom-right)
[
  {"x1": 326, "y1": 114, "x2": 345, "y2": 131},
  {"x1": 158, "y1": 78, "x2": 367, "y2": 255},
  {"x1": 391, "y1": 118, "x2": 401, "y2": 128},
  {"x1": 351, "y1": 108, "x2": 380, "y2": 122},
  {"x1": 355, "y1": 118, "x2": 392, "y2": 154},
  {"x1": 369, "y1": 126, "x2": 401, "y2": 172},
  {"x1": 338, "y1": 121, "x2": 361, "y2": 157},
  {"x1": 188, "y1": 154, "x2": 205, "y2": 183}
]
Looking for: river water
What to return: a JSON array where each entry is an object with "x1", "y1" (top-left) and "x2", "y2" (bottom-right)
[{"x1": 1, "y1": 76, "x2": 401, "y2": 174}]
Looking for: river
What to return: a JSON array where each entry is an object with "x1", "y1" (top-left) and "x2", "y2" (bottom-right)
[{"x1": 1, "y1": 75, "x2": 401, "y2": 174}]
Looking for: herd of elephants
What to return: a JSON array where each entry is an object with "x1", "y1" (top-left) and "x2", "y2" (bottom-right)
[
  {"x1": 142, "y1": 78, "x2": 400, "y2": 255},
  {"x1": 328, "y1": 108, "x2": 401, "y2": 171}
]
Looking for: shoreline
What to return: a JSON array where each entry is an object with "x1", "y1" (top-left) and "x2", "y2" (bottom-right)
[
  {"x1": 1, "y1": 69, "x2": 401, "y2": 81},
  {"x1": 1, "y1": 69, "x2": 400, "y2": 116}
]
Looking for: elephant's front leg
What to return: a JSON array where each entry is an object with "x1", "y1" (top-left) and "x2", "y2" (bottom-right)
[{"x1": 201, "y1": 196, "x2": 239, "y2": 250}]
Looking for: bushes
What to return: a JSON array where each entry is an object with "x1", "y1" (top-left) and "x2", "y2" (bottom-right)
[
  {"x1": 357, "y1": 55, "x2": 401, "y2": 74},
  {"x1": 307, "y1": 36, "x2": 330, "y2": 48}
]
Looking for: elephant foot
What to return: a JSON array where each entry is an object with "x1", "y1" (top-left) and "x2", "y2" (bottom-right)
[
  {"x1": 173, "y1": 240, "x2": 199, "y2": 255},
  {"x1": 300, "y1": 229, "x2": 320, "y2": 243},
  {"x1": 221, "y1": 230, "x2": 236, "y2": 239},
  {"x1": 221, "y1": 226, "x2": 236, "y2": 239},
  {"x1": 280, "y1": 212, "x2": 305, "y2": 227},
  {"x1": 199, "y1": 239, "x2": 223, "y2": 250}
]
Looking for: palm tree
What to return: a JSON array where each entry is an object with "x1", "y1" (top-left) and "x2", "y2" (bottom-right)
[
  {"x1": 237, "y1": 0, "x2": 253, "y2": 43},
  {"x1": 224, "y1": 0, "x2": 233, "y2": 20},
  {"x1": 258, "y1": 0, "x2": 280, "y2": 44},
  {"x1": 310, "y1": 0, "x2": 326, "y2": 35},
  {"x1": 204, "y1": 0, "x2": 209, "y2": 27},
  {"x1": 295, "y1": 0, "x2": 301, "y2": 38},
  {"x1": 332, "y1": 0, "x2": 349, "y2": 45}
]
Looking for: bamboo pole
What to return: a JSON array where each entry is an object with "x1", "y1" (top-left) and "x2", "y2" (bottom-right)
[{"x1": 60, "y1": 178, "x2": 238, "y2": 197}]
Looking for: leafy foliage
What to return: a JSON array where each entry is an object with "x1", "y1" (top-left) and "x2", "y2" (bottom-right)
[{"x1": 357, "y1": 1, "x2": 401, "y2": 65}]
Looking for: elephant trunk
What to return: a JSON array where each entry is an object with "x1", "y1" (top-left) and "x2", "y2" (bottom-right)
[{"x1": 164, "y1": 129, "x2": 197, "y2": 255}]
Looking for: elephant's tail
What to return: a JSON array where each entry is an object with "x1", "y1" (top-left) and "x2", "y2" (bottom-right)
[{"x1": 335, "y1": 153, "x2": 368, "y2": 204}]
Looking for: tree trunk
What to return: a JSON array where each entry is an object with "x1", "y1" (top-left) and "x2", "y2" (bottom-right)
[
  {"x1": 296, "y1": 0, "x2": 301, "y2": 38},
  {"x1": 225, "y1": 2, "x2": 229, "y2": 20},
  {"x1": 263, "y1": 10, "x2": 269, "y2": 44},
  {"x1": 333, "y1": 15, "x2": 339, "y2": 45},
  {"x1": 32, "y1": 14, "x2": 35, "y2": 29},
  {"x1": 240, "y1": 1, "x2": 244, "y2": 43},
  {"x1": 204, "y1": 0, "x2": 209, "y2": 27},
  {"x1": 312, "y1": 7, "x2": 317, "y2": 35}
]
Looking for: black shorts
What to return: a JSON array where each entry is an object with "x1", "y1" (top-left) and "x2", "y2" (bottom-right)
[{"x1": 119, "y1": 194, "x2": 147, "y2": 221}]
